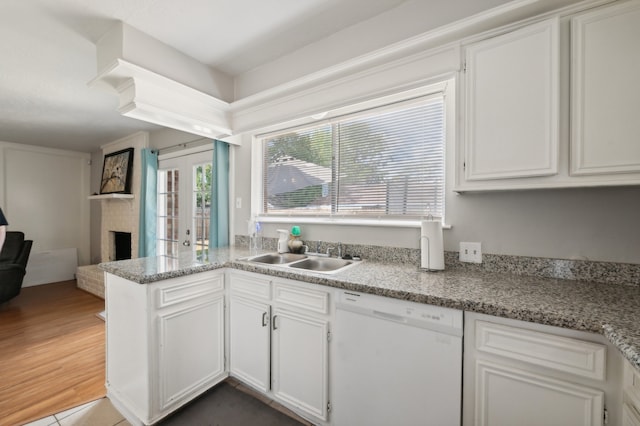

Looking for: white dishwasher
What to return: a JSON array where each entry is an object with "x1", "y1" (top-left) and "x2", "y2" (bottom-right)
[{"x1": 332, "y1": 290, "x2": 463, "y2": 426}]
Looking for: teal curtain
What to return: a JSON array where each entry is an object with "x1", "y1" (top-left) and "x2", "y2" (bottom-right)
[
  {"x1": 210, "y1": 140, "x2": 229, "y2": 248},
  {"x1": 139, "y1": 148, "x2": 158, "y2": 257}
]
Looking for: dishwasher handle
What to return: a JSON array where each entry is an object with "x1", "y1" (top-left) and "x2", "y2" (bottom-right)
[{"x1": 372, "y1": 310, "x2": 407, "y2": 324}]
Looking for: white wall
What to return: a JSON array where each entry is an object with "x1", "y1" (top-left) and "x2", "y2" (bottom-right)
[
  {"x1": 90, "y1": 150, "x2": 103, "y2": 264},
  {"x1": 234, "y1": 0, "x2": 582, "y2": 98},
  {"x1": 98, "y1": 22, "x2": 234, "y2": 102},
  {"x1": 148, "y1": 127, "x2": 206, "y2": 150},
  {"x1": 0, "y1": 141, "x2": 91, "y2": 272}
]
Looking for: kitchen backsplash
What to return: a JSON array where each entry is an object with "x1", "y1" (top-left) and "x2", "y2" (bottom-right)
[{"x1": 235, "y1": 235, "x2": 640, "y2": 286}]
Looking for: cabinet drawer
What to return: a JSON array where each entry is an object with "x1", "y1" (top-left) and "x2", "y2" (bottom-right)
[
  {"x1": 229, "y1": 273, "x2": 271, "y2": 301},
  {"x1": 475, "y1": 320, "x2": 606, "y2": 380},
  {"x1": 157, "y1": 273, "x2": 224, "y2": 308},
  {"x1": 273, "y1": 280, "x2": 329, "y2": 315}
]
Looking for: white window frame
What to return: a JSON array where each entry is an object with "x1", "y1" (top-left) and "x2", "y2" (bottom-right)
[{"x1": 250, "y1": 80, "x2": 454, "y2": 228}]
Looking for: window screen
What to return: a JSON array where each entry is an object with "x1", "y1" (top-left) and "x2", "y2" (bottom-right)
[{"x1": 262, "y1": 96, "x2": 445, "y2": 218}]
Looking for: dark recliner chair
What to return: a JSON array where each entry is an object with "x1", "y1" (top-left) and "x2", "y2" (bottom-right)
[{"x1": 0, "y1": 231, "x2": 33, "y2": 304}]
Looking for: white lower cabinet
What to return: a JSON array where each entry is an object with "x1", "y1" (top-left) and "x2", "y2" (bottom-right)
[
  {"x1": 229, "y1": 270, "x2": 330, "y2": 423},
  {"x1": 475, "y1": 360, "x2": 603, "y2": 425},
  {"x1": 229, "y1": 295, "x2": 271, "y2": 392},
  {"x1": 157, "y1": 295, "x2": 225, "y2": 410},
  {"x1": 108, "y1": 266, "x2": 638, "y2": 426},
  {"x1": 105, "y1": 270, "x2": 226, "y2": 425},
  {"x1": 623, "y1": 358, "x2": 640, "y2": 426},
  {"x1": 464, "y1": 312, "x2": 623, "y2": 426},
  {"x1": 271, "y1": 308, "x2": 329, "y2": 420}
]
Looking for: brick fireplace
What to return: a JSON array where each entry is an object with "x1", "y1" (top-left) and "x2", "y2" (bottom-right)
[{"x1": 77, "y1": 132, "x2": 147, "y2": 298}]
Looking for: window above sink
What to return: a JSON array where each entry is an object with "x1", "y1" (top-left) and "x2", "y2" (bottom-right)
[{"x1": 251, "y1": 80, "x2": 452, "y2": 227}]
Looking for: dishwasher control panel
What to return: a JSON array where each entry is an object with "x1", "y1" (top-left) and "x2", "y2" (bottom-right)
[{"x1": 336, "y1": 290, "x2": 463, "y2": 334}]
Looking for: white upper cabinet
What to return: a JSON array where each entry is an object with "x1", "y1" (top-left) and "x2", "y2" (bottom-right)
[
  {"x1": 463, "y1": 18, "x2": 560, "y2": 182},
  {"x1": 456, "y1": 2, "x2": 640, "y2": 192},
  {"x1": 571, "y1": 1, "x2": 640, "y2": 176}
]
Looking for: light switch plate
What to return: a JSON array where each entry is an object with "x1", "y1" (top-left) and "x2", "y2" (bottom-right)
[{"x1": 460, "y1": 242, "x2": 482, "y2": 263}]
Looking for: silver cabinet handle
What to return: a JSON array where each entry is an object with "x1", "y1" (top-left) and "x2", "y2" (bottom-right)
[
  {"x1": 272, "y1": 315, "x2": 278, "y2": 330},
  {"x1": 262, "y1": 312, "x2": 269, "y2": 327}
]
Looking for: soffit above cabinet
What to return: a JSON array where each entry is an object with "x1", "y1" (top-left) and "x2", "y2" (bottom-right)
[
  {"x1": 88, "y1": 0, "x2": 609, "y2": 145},
  {"x1": 89, "y1": 59, "x2": 233, "y2": 141}
]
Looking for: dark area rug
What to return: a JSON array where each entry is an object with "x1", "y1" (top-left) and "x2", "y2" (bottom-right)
[{"x1": 158, "y1": 382, "x2": 304, "y2": 426}]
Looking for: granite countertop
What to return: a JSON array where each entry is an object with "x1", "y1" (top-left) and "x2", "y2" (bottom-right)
[{"x1": 100, "y1": 247, "x2": 640, "y2": 371}]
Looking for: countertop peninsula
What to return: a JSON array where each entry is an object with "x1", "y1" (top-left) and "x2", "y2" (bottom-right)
[{"x1": 100, "y1": 247, "x2": 640, "y2": 372}]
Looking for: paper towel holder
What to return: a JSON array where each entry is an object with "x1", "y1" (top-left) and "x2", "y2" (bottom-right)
[
  {"x1": 418, "y1": 235, "x2": 444, "y2": 272},
  {"x1": 418, "y1": 215, "x2": 445, "y2": 272}
]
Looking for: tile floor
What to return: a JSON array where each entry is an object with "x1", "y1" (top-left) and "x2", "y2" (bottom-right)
[
  {"x1": 24, "y1": 378, "x2": 310, "y2": 426},
  {"x1": 23, "y1": 398, "x2": 130, "y2": 426}
]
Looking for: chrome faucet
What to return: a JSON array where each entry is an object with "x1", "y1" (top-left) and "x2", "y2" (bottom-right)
[
  {"x1": 338, "y1": 242, "x2": 343, "y2": 258},
  {"x1": 316, "y1": 240, "x2": 322, "y2": 253},
  {"x1": 326, "y1": 246, "x2": 335, "y2": 257}
]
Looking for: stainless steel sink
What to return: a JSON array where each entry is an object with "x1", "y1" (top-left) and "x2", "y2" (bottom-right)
[
  {"x1": 288, "y1": 257, "x2": 353, "y2": 273},
  {"x1": 249, "y1": 253, "x2": 307, "y2": 264}
]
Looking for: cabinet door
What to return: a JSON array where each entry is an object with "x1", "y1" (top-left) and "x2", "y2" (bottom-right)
[
  {"x1": 229, "y1": 295, "x2": 271, "y2": 392},
  {"x1": 624, "y1": 404, "x2": 640, "y2": 426},
  {"x1": 464, "y1": 18, "x2": 559, "y2": 181},
  {"x1": 475, "y1": 361, "x2": 604, "y2": 426},
  {"x1": 271, "y1": 309, "x2": 329, "y2": 421},
  {"x1": 571, "y1": 2, "x2": 640, "y2": 176},
  {"x1": 157, "y1": 294, "x2": 225, "y2": 410}
]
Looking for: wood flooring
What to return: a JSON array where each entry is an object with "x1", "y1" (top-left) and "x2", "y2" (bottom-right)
[{"x1": 0, "y1": 281, "x2": 106, "y2": 426}]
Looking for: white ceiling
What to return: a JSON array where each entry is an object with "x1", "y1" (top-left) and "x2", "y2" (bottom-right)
[{"x1": 0, "y1": 0, "x2": 579, "y2": 153}]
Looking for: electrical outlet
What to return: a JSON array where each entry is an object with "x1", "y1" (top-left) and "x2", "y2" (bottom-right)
[{"x1": 459, "y1": 242, "x2": 482, "y2": 263}]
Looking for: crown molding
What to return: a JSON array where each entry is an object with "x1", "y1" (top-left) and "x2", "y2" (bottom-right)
[{"x1": 89, "y1": 0, "x2": 615, "y2": 140}]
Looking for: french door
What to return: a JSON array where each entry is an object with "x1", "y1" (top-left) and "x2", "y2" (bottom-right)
[{"x1": 157, "y1": 150, "x2": 213, "y2": 256}]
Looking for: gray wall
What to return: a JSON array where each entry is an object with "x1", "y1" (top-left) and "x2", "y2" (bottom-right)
[
  {"x1": 233, "y1": 134, "x2": 640, "y2": 264},
  {"x1": 447, "y1": 186, "x2": 640, "y2": 263}
]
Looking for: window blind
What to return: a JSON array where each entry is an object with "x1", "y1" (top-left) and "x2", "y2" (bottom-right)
[{"x1": 262, "y1": 96, "x2": 445, "y2": 218}]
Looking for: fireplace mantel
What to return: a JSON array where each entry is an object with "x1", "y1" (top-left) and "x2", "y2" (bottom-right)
[{"x1": 88, "y1": 194, "x2": 134, "y2": 200}]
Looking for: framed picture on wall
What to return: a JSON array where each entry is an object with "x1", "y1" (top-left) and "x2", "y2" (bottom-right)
[{"x1": 100, "y1": 148, "x2": 134, "y2": 194}]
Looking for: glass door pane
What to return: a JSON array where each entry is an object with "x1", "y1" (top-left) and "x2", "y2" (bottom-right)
[
  {"x1": 157, "y1": 168, "x2": 180, "y2": 257},
  {"x1": 193, "y1": 163, "x2": 212, "y2": 254},
  {"x1": 158, "y1": 150, "x2": 213, "y2": 257}
]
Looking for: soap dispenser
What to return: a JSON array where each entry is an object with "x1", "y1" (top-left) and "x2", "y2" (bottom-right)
[
  {"x1": 288, "y1": 226, "x2": 303, "y2": 254},
  {"x1": 277, "y1": 229, "x2": 289, "y2": 253}
]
